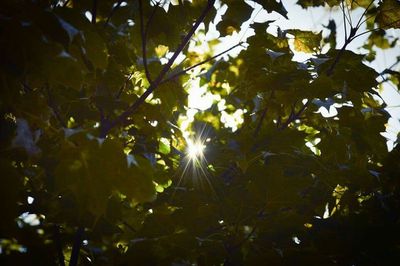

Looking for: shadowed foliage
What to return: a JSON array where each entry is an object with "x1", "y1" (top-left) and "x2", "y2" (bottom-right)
[{"x1": 1, "y1": 0, "x2": 400, "y2": 265}]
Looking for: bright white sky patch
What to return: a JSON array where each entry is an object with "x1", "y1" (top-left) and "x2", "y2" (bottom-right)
[
  {"x1": 177, "y1": 0, "x2": 400, "y2": 150},
  {"x1": 27, "y1": 196, "x2": 34, "y2": 204}
]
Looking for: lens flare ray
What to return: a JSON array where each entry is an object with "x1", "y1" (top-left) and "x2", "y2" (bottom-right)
[{"x1": 172, "y1": 122, "x2": 216, "y2": 198}]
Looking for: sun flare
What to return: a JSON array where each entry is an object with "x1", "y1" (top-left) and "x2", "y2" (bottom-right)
[{"x1": 186, "y1": 140, "x2": 205, "y2": 160}]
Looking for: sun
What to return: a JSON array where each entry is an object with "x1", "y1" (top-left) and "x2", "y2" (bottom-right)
[{"x1": 186, "y1": 139, "x2": 205, "y2": 160}]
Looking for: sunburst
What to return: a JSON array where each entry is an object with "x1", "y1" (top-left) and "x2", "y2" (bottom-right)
[{"x1": 172, "y1": 123, "x2": 216, "y2": 197}]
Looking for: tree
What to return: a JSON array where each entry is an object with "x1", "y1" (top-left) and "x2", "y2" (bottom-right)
[{"x1": 1, "y1": 0, "x2": 400, "y2": 265}]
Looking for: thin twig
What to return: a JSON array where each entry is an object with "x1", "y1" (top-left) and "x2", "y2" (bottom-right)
[
  {"x1": 352, "y1": 18, "x2": 400, "y2": 39},
  {"x1": 380, "y1": 60, "x2": 400, "y2": 75},
  {"x1": 234, "y1": 224, "x2": 257, "y2": 249},
  {"x1": 100, "y1": 0, "x2": 216, "y2": 137},
  {"x1": 358, "y1": 13, "x2": 376, "y2": 29},
  {"x1": 104, "y1": 0, "x2": 123, "y2": 28},
  {"x1": 145, "y1": 2, "x2": 159, "y2": 39},
  {"x1": 325, "y1": 1, "x2": 380, "y2": 76},
  {"x1": 341, "y1": 0, "x2": 348, "y2": 40},
  {"x1": 139, "y1": 0, "x2": 153, "y2": 83},
  {"x1": 69, "y1": 226, "x2": 85, "y2": 266},
  {"x1": 46, "y1": 85, "x2": 67, "y2": 128},
  {"x1": 21, "y1": 81, "x2": 32, "y2": 93},
  {"x1": 254, "y1": 107, "x2": 268, "y2": 137},
  {"x1": 326, "y1": 21, "x2": 360, "y2": 76},
  {"x1": 160, "y1": 42, "x2": 243, "y2": 84},
  {"x1": 326, "y1": 41, "x2": 350, "y2": 76},
  {"x1": 122, "y1": 220, "x2": 137, "y2": 233},
  {"x1": 91, "y1": 0, "x2": 98, "y2": 24},
  {"x1": 53, "y1": 225, "x2": 65, "y2": 266},
  {"x1": 116, "y1": 73, "x2": 133, "y2": 99},
  {"x1": 346, "y1": 0, "x2": 353, "y2": 26},
  {"x1": 339, "y1": 1, "x2": 352, "y2": 26},
  {"x1": 62, "y1": 0, "x2": 70, "y2": 7},
  {"x1": 355, "y1": 0, "x2": 374, "y2": 29},
  {"x1": 279, "y1": 100, "x2": 310, "y2": 130}
]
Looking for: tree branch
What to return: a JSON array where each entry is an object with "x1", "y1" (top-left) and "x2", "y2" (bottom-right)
[
  {"x1": 326, "y1": 24, "x2": 359, "y2": 76},
  {"x1": 92, "y1": 0, "x2": 98, "y2": 24},
  {"x1": 279, "y1": 100, "x2": 310, "y2": 130},
  {"x1": 254, "y1": 107, "x2": 268, "y2": 137},
  {"x1": 139, "y1": 0, "x2": 154, "y2": 84},
  {"x1": 53, "y1": 225, "x2": 65, "y2": 266},
  {"x1": 327, "y1": 4, "x2": 400, "y2": 76},
  {"x1": 121, "y1": 220, "x2": 137, "y2": 233},
  {"x1": 160, "y1": 42, "x2": 243, "y2": 85},
  {"x1": 115, "y1": 73, "x2": 133, "y2": 99},
  {"x1": 326, "y1": 41, "x2": 350, "y2": 76},
  {"x1": 355, "y1": 0, "x2": 374, "y2": 29},
  {"x1": 352, "y1": 18, "x2": 400, "y2": 39},
  {"x1": 46, "y1": 84, "x2": 67, "y2": 128},
  {"x1": 62, "y1": 0, "x2": 70, "y2": 7},
  {"x1": 339, "y1": 1, "x2": 352, "y2": 27},
  {"x1": 100, "y1": 0, "x2": 216, "y2": 137},
  {"x1": 340, "y1": 0, "x2": 348, "y2": 40},
  {"x1": 104, "y1": 0, "x2": 123, "y2": 28},
  {"x1": 69, "y1": 226, "x2": 85, "y2": 266}
]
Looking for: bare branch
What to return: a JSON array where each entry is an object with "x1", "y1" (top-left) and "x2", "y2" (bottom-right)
[
  {"x1": 340, "y1": 0, "x2": 348, "y2": 40},
  {"x1": 357, "y1": 13, "x2": 376, "y2": 29},
  {"x1": 346, "y1": 0, "x2": 353, "y2": 26},
  {"x1": 355, "y1": 0, "x2": 375, "y2": 29},
  {"x1": 352, "y1": 18, "x2": 400, "y2": 39}
]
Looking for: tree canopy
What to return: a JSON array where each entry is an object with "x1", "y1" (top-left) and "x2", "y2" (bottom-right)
[{"x1": 1, "y1": 0, "x2": 400, "y2": 265}]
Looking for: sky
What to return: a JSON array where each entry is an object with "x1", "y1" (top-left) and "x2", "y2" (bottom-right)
[{"x1": 181, "y1": 0, "x2": 400, "y2": 149}]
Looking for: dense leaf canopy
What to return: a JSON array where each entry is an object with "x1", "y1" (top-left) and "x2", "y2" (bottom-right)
[{"x1": 1, "y1": 0, "x2": 400, "y2": 265}]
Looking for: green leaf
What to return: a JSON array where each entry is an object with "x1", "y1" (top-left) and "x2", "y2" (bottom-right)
[
  {"x1": 376, "y1": 0, "x2": 400, "y2": 29},
  {"x1": 83, "y1": 30, "x2": 108, "y2": 69},
  {"x1": 254, "y1": 0, "x2": 288, "y2": 19},
  {"x1": 159, "y1": 138, "x2": 171, "y2": 155},
  {"x1": 217, "y1": 1, "x2": 253, "y2": 36},
  {"x1": 297, "y1": 0, "x2": 326, "y2": 8},
  {"x1": 288, "y1": 29, "x2": 322, "y2": 53},
  {"x1": 44, "y1": 52, "x2": 84, "y2": 89}
]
